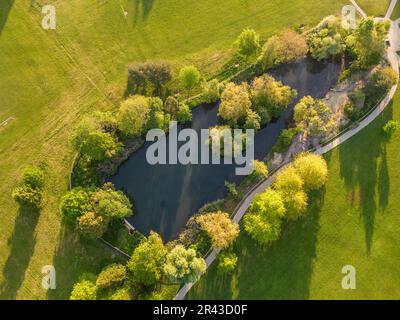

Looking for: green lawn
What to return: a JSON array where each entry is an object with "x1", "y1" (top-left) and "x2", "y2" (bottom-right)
[
  {"x1": 391, "y1": 1, "x2": 400, "y2": 19},
  {"x1": 356, "y1": 0, "x2": 391, "y2": 17},
  {"x1": 0, "y1": 0, "x2": 362, "y2": 300},
  {"x1": 188, "y1": 89, "x2": 400, "y2": 300}
]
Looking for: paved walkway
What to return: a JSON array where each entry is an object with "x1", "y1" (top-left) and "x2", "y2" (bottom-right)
[
  {"x1": 174, "y1": 4, "x2": 400, "y2": 301},
  {"x1": 386, "y1": 0, "x2": 398, "y2": 19},
  {"x1": 350, "y1": 0, "x2": 367, "y2": 17}
]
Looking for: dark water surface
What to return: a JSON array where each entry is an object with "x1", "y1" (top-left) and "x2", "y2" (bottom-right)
[{"x1": 111, "y1": 57, "x2": 340, "y2": 241}]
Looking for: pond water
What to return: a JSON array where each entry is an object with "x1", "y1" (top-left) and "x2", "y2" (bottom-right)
[{"x1": 110, "y1": 57, "x2": 341, "y2": 241}]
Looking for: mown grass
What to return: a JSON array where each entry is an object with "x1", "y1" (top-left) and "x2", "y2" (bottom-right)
[
  {"x1": 188, "y1": 89, "x2": 400, "y2": 300},
  {"x1": 0, "y1": 0, "x2": 350, "y2": 299},
  {"x1": 356, "y1": 0, "x2": 391, "y2": 17}
]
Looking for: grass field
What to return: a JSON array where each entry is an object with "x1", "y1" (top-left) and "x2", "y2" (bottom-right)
[
  {"x1": 391, "y1": 1, "x2": 400, "y2": 19},
  {"x1": 1, "y1": 0, "x2": 356, "y2": 300},
  {"x1": 188, "y1": 88, "x2": 400, "y2": 300},
  {"x1": 356, "y1": 0, "x2": 391, "y2": 17}
]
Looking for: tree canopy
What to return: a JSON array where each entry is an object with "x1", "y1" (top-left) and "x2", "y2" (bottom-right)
[
  {"x1": 293, "y1": 153, "x2": 328, "y2": 191},
  {"x1": 118, "y1": 95, "x2": 151, "y2": 138},
  {"x1": 218, "y1": 82, "x2": 251, "y2": 126}
]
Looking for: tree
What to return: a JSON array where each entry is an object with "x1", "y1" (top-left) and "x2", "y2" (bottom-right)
[
  {"x1": 108, "y1": 288, "x2": 131, "y2": 300},
  {"x1": 293, "y1": 153, "x2": 328, "y2": 191},
  {"x1": 77, "y1": 211, "x2": 108, "y2": 239},
  {"x1": 91, "y1": 184, "x2": 133, "y2": 220},
  {"x1": 176, "y1": 104, "x2": 192, "y2": 123},
  {"x1": 202, "y1": 79, "x2": 221, "y2": 103},
  {"x1": 72, "y1": 117, "x2": 122, "y2": 161},
  {"x1": 147, "y1": 97, "x2": 169, "y2": 131},
  {"x1": 70, "y1": 280, "x2": 97, "y2": 300},
  {"x1": 236, "y1": 28, "x2": 260, "y2": 57},
  {"x1": 59, "y1": 188, "x2": 92, "y2": 221},
  {"x1": 218, "y1": 252, "x2": 238, "y2": 273},
  {"x1": 273, "y1": 166, "x2": 308, "y2": 219},
  {"x1": 179, "y1": 66, "x2": 201, "y2": 91},
  {"x1": 243, "y1": 211, "x2": 282, "y2": 245},
  {"x1": 364, "y1": 66, "x2": 398, "y2": 107},
  {"x1": 251, "y1": 74, "x2": 297, "y2": 121},
  {"x1": 383, "y1": 120, "x2": 400, "y2": 136},
  {"x1": 244, "y1": 109, "x2": 261, "y2": 130},
  {"x1": 164, "y1": 96, "x2": 179, "y2": 118},
  {"x1": 251, "y1": 160, "x2": 268, "y2": 180},
  {"x1": 12, "y1": 185, "x2": 42, "y2": 209},
  {"x1": 307, "y1": 16, "x2": 344, "y2": 60},
  {"x1": 346, "y1": 17, "x2": 389, "y2": 70},
  {"x1": 164, "y1": 245, "x2": 206, "y2": 283},
  {"x1": 22, "y1": 165, "x2": 44, "y2": 189},
  {"x1": 96, "y1": 264, "x2": 127, "y2": 290},
  {"x1": 218, "y1": 82, "x2": 251, "y2": 126},
  {"x1": 259, "y1": 29, "x2": 308, "y2": 69},
  {"x1": 196, "y1": 211, "x2": 239, "y2": 249},
  {"x1": 249, "y1": 188, "x2": 286, "y2": 219},
  {"x1": 127, "y1": 232, "x2": 167, "y2": 287},
  {"x1": 293, "y1": 96, "x2": 334, "y2": 137},
  {"x1": 118, "y1": 95, "x2": 151, "y2": 138}
]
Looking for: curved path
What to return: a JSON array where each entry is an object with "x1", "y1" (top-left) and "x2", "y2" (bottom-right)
[{"x1": 175, "y1": 5, "x2": 400, "y2": 301}]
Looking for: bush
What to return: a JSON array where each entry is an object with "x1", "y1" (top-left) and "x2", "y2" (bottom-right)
[
  {"x1": 60, "y1": 188, "x2": 92, "y2": 221},
  {"x1": 364, "y1": 67, "x2": 398, "y2": 108},
  {"x1": 273, "y1": 128, "x2": 299, "y2": 153},
  {"x1": 12, "y1": 185, "x2": 42, "y2": 209},
  {"x1": 179, "y1": 66, "x2": 201, "y2": 91},
  {"x1": 96, "y1": 264, "x2": 127, "y2": 290},
  {"x1": 224, "y1": 181, "x2": 238, "y2": 197},
  {"x1": 176, "y1": 103, "x2": 192, "y2": 123},
  {"x1": 236, "y1": 28, "x2": 261, "y2": 58},
  {"x1": 344, "y1": 103, "x2": 362, "y2": 122},
  {"x1": 244, "y1": 109, "x2": 261, "y2": 130},
  {"x1": 108, "y1": 288, "x2": 131, "y2": 300},
  {"x1": 383, "y1": 120, "x2": 400, "y2": 136},
  {"x1": 164, "y1": 96, "x2": 179, "y2": 117},
  {"x1": 70, "y1": 280, "x2": 97, "y2": 300},
  {"x1": 292, "y1": 153, "x2": 328, "y2": 192},
  {"x1": 118, "y1": 95, "x2": 151, "y2": 138},
  {"x1": 202, "y1": 79, "x2": 221, "y2": 103},
  {"x1": 22, "y1": 166, "x2": 44, "y2": 189},
  {"x1": 218, "y1": 252, "x2": 238, "y2": 273},
  {"x1": 77, "y1": 211, "x2": 108, "y2": 239},
  {"x1": 251, "y1": 160, "x2": 268, "y2": 180}
]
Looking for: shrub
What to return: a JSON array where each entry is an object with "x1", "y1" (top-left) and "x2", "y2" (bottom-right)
[
  {"x1": 292, "y1": 153, "x2": 328, "y2": 191},
  {"x1": 179, "y1": 66, "x2": 201, "y2": 91},
  {"x1": 70, "y1": 280, "x2": 97, "y2": 300},
  {"x1": 344, "y1": 103, "x2": 362, "y2": 122},
  {"x1": 224, "y1": 181, "x2": 238, "y2": 197},
  {"x1": 164, "y1": 245, "x2": 206, "y2": 283},
  {"x1": 22, "y1": 166, "x2": 44, "y2": 189},
  {"x1": 96, "y1": 264, "x2": 127, "y2": 290},
  {"x1": 364, "y1": 67, "x2": 398, "y2": 108},
  {"x1": 218, "y1": 252, "x2": 238, "y2": 273},
  {"x1": 196, "y1": 211, "x2": 239, "y2": 249},
  {"x1": 108, "y1": 288, "x2": 131, "y2": 300},
  {"x1": 244, "y1": 109, "x2": 261, "y2": 130},
  {"x1": 251, "y1": 160, "x2": 268, "y2": 180},
  {"x1": 236, "y1": 28, "x2": 261, "y2": 58},
  {"x1": 273, "y1": 128, "x2": 299, "y2": 153},
  {"x1": 60, "y1": 188, "x2": 92, "y2": 221},
  {"x1": 383, "y1": 120, "x2": 400, "y2": 136},
  {"x1": 164, "y1": 96, "x2": 179, "y2": 117},
  {"x1": 202, "y1": 79, "x2": 221, "y2": 103},
  {"x1": 12, "y1": 185, "x2": 42, "y2": 209},
  {"x1": 176, "y1": 103, "x2": 192, "y2": 123},
  {"x1": 118, "y1": 95, "x2": 151, "y2": 138},
  {"x1": 77, "y1": 211, "x2": 108, "y2": 239}
]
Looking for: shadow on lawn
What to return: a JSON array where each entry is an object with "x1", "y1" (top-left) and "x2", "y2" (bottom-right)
[
  {"x1": 338, "y1": 102, "x2": 393, "y2": 255},
  {"x1": 47, "y1": 224, "x2": 123, "y2": 299},
  {"x1": 0, "y1": 0, "x2": 14, "y2": 36},
  {"x1": 189, "y1": 189, "x2": 325, "y2": 300},
  {"x1": 131, "y1": 0, "x2": 156, "y2": 27},
  {"x1": 0, "y1": 206, "x2": 40, "y2": 299}
]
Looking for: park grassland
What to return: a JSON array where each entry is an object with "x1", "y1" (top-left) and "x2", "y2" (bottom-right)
[
  {"x1": 357, "y1": 0, "x2": 391, "y2": 17},
  {"x1": 0, "y1": 0, "x2": 391, "y2": 300},
  {"x1": 188, "y1": 88, "x2": 400, "y2": 300}
]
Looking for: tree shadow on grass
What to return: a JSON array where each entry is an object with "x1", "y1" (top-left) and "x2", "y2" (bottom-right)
[
  {"x1": 0, "y1": 206, "x2": 40, "y2": 299},
  {"x1": 188, "y1": 189, "x2": 325, "y2": 300},
  {"x1": 47, "y1": 224, "x2": 124, "y2": 299},
  {"x1": 338, "y1": 102, "x2": 393, "y2": 255},
  {"x1": 131, "y1": 0, "x2": 156, "y2": 27},
  {"x1": 0, "y1": 0, "x2": 14, "y2": 36}
]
